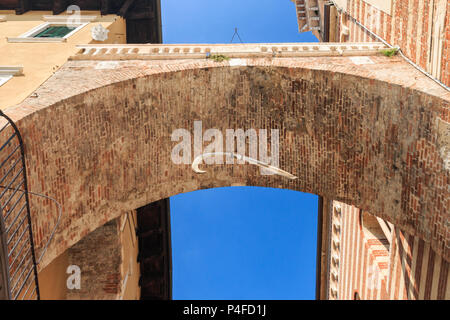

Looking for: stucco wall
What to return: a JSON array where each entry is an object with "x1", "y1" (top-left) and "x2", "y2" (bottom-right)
[
  {"x1": 0, "y1": 10, "x2": 126, "y2": 108},
  {"x1": 118, "y1": 211, "x2": 140, "y2": 300},
  {"x1": 38, "y1": 249, "x2": 68, "y2": 300}
]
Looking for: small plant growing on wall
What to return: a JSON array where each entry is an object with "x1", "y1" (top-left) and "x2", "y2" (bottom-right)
[
  {"x1": 207, "y1": 54, "x2": 230, "y2": 62},
  {"x1": 379, "y1": 47, "x2": 399, "y2": 57}
]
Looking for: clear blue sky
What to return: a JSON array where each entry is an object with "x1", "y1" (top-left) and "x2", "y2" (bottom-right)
[
  {"x1": 171, "y1": 188, "x2": 318, "y2": 300},
  {"x1": 162, "y1": 0, "x2": 319, "y2": 300},
  {"x1": 161, "y1": 0, "x2": 318, "y2": 44}
]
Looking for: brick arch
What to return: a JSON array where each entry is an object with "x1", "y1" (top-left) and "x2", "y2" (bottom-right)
[{"x1": 3, "y1": 56, "x2": 449, "y2": 268}]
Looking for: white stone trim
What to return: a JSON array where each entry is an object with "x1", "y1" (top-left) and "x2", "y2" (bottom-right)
[
  {"x1": 42, "y1": 15, "x2": 97, "y2": 23},
  {"x1": 7, "y1": 21, "x2": 89, "y2": 43},
  {"x1": 328, "y1": 201, "x2": 343, "y2": 300},
  {"x1": 350, "y1": 56, "x2": 375, "y2": 65},
  {"x1": 0, "y1": 66, "x2": 23, "y2": 76},
  {"x1": 0, "y1": 66, "x2": 23, "y2": 87},
  {"x1": 6, "y1": 37, "x2": 67, "y2": 43},
  {"x1": 118, "y1": 268, "x2": 130, "y2": 300},
  {"x1": 376, "y1": 217, "x2": 393, "y2": 244},
  {"x1": 228, "y1": 58, "x2": 248, "y2": 67},
  {"x1": 72, "y1": 42, "x2": 388, "y2": 60},
  {"x1": 362, "y1": 0, "x2": 392, "y2": 15}
]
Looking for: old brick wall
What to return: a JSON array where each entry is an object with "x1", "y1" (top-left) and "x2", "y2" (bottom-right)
[
  {"x1": 442, "y1": 0, "x2": 450, "y2": 86},
  {"x1": 342, "y1": 0, "x2": 449, "y2": 86},
  {"x1": 66, "y1": 218, "x2": 121, "y2": 300},
  {"x1": 330, "y1": 201, "x2": 449, "y2": 300},
  {"x1": 2, "y1": 54, "x2": 449, "y2": 269}
]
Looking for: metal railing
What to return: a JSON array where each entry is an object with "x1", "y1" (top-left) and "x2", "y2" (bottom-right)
[{"x1": 0, "y1": 110, "x2": 40, "y2": 300}]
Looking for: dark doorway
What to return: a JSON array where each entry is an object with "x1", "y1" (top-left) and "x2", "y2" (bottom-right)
[{"x1": 136, "y1": 199, "x2": 172, "y2": 300}]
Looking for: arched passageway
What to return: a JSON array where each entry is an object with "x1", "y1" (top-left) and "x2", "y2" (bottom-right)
[{"x1": 1, "y1": 49, "x2": 449, "y2": 268}]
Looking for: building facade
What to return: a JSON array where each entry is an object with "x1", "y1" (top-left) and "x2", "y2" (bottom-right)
[
  {"x1": 0, "y1": 9, "x2": 126, "y2": 108},
  {"x1": 0, "y1": 1, "x2": 167, "y2": 300},
  {"x1": 293, "y1": 1, "x2": 450, "y2": 299},
  {"x1": 292, "y1": 0, "x2": 450, "y2": 86},
  {"x1": 318, "y1": 198, "x2": 449, "y2": 299}
]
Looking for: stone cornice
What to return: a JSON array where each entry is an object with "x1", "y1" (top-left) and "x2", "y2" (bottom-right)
[
  {"x1": 71, "y1": 42, "x2": 388, "y2": 61},
  {"x1": 42, "y1": 15, "x2": 97, "y2": 23}
]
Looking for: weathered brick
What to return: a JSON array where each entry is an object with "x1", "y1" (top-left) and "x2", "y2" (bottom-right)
[{"x1": 1, "y1": 53, "x2": 448, "y2": 270}]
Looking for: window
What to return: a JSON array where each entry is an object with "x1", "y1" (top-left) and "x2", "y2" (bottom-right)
[
  {"x1": 34, "y1": 26, "x2": 75, "y2": 38},
  {"x1": 7, "y1": 15, "x2": 96, "y2": 43}
]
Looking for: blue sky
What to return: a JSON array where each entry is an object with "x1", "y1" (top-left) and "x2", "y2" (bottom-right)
[
  {"x1": 171, "y1": 187, "x2": 318, "y2": 300},
  {"x1": 162, "y1": 0, "x2": 319, "y2": 300},
  {"x1": 161, "y1": 0, "x2": 318, "y2": 44}
]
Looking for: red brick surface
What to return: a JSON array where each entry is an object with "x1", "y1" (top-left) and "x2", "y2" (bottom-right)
[
  {"x1": 333, "y1": 202, "x2": 449, "y2": 299},
  {"x1": 345, "y1": 0, "x2": 450, "y2": 87},
  {"x1": 1, "y1": 55, "x2": 448, "y2": 269},
  {"x1": 442, "y1": 1, "x2": 450, "y2": 85},
  {"x1": 66, "y1": 219, "x2": 121, "y2": 300}
]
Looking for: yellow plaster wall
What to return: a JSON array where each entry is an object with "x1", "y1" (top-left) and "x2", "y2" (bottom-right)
[
  {"x1": 0, "y1": 10, "x2": 126, "y2": 109},
  {"x1": 37, "y1": 250, "x2": 69, "y2": 300},
  {"x1": 37, "y1": 210, "x2": 141, "y2": 300},
  {"x1": 119, "y1": 211, "x2": 141, "y2": 300}
]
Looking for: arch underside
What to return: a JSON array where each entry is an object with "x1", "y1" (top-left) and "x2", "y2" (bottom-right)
[{"x1": 3, "y1": 55, "x2": 449, "y2": 268}]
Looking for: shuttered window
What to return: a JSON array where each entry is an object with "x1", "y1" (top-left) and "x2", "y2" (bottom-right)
[{"x1": 34, "y1": 26, "x2": 75, "y2": 38}]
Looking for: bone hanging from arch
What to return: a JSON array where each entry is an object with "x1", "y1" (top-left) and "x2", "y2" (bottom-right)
[{"x1": 192, "y1": 152, "x2": 298, "y2": 180}]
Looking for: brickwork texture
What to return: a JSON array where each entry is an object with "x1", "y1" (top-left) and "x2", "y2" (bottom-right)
[{"x1": 1, "y1": 54, "x2": 449, "y2": 269}]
